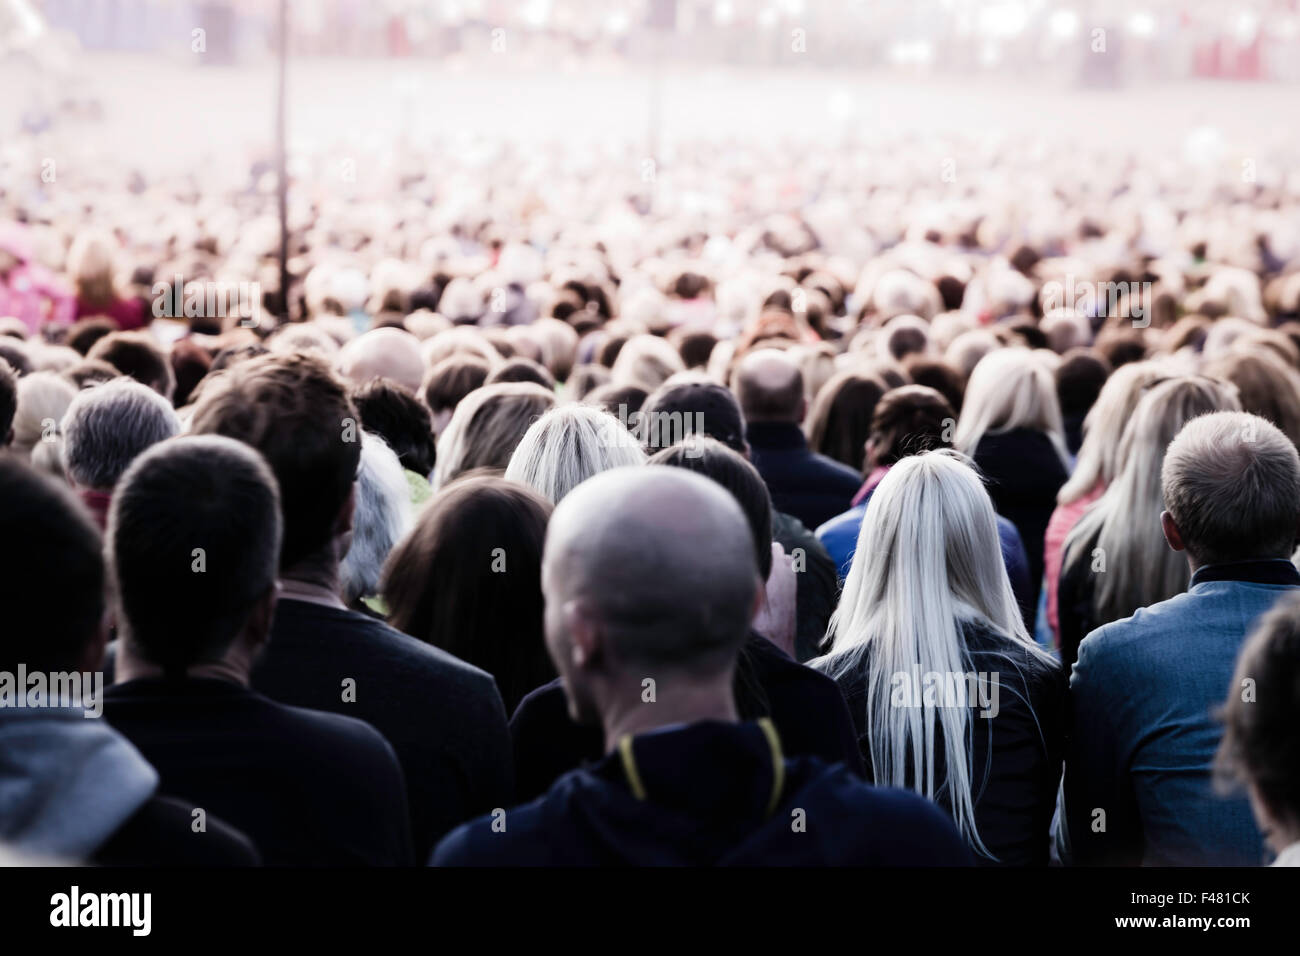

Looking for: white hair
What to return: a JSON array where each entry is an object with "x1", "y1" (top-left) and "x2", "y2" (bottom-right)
[
  {"x1": 820, "y1": 451, "x2": 1055, "y2": 858},
  {"x1": 12, "y1": 371, "x2": 77, "y2": 457},
  {"x1": 954, "y1": 348, "x2": 1069, "y2": 467},
  {"x1": 505, "y1": 403, "x2": 646, "y2": 504},
  {"x1": 609, "y1": 334, "x2": 685, "y2": 392},
  {"x1": 341, "y1": 432, "x2": 414, "y2": 604},
  {"x1": 61, "y1": 378, "x2": 181, "y2": 490}
]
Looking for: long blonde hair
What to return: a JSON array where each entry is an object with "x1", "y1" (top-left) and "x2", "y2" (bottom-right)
[
  {"x1": 954, "y1": 348, "x2": 1069, "y2": 468},
  {"x1": 1057, "y1": 360, "x2": 1168, "y2": 505},
  {"x1": 1062, "y1": 376, "x2": 1241, "y2": 627},
  {"x1": 822, "y1": 451, "x2": 1055, "y2": 858}
]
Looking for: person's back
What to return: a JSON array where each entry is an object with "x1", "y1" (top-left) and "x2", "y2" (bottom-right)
[
  {"x1": 822, "y1": 621, "x2": 1064, "y2": 866},
  {"x1": 189, "y1": 352, "x2": 513, "y2": 855},
  {"x1": 104, "y1": 435, "x2": 414, "y2": 865},
  {"x1": 735, "y1": 348, "x2": 860, "y2": 529},
  {"x1": 437, "y1": 720, "x2": 969, "y2": 866},
  {"x1": 253, "y1": 600, "x2": 511, "y2": 848},
  {"x1": 103, "y1": 675, "x2": 412, "y2": 865},
  {"x1": 1062, "y1": 412, "x2": 1300, "y2": 865}
]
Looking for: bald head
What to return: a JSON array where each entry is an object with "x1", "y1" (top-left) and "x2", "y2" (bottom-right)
[
  {"x1": 543, "y1": 466, "x2": 759, "y2": 679},
  {"x1": 336, "y1": 327, "x2": 425, "y2": 394},
  {"x1": 733, "y1": 348, "x2": 804, "y2": 422}
]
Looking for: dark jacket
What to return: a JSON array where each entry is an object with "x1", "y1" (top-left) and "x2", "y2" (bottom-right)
[
  {"x1": 747, "y1": 421, "x2": 862, "y2": 531},
  {"x1": 1062, "y1": 560, "x2": 1299, "y2": 866},
  {"x1": 972, "y1": 429, "x2": 1070, "y2": 612},
  {"x1": 817, "y1": 620, "x2": 1066, "y2": 866},
  {"x1": 433, "y1": 720, "x2": 973, "y2": 866},
  {"x1": 1056, "y1": 523, "x2": 1101, "y2": 670},
  {"x1": 96, "y1": 795, "x2": 261, "y2": 866},
  {"x1": 104, "y1": 676, "x2": 413, "y2": 866},
  {"x1": 252, "y1": 599, "x2": 513, "y2": 858},
  {"x1": 509, "y1": 633, "x2": 864, "y2": 803}
]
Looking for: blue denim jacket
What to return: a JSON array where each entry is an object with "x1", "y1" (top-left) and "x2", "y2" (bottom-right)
[{"x1": 1061, "y1": 559, "x2": 1300, "y2": 865}]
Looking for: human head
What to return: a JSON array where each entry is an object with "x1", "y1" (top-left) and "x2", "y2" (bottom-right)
[
  {"x1": 542, "y1": 466, "x2": 760, "y2": 727},
  {"x1": 350, "y1": 377, "x2": 437, "y2": 478},
  {"x1": 733, "y1": 348, "x2": 805, "y2": 424},
  {"x1": 421, "y1": 353, "x2": 491, "y2": 435},
  {"x1": 382, "y1": 475, "x2": 554, "y2": 713},
  {"x1": 866, "y1": 385, "x2": 955, "y2": 469},
  {"x1": 608, "y1": 334, "x2": 685, "y2": 392},
  {"x1": 335, "y1": 326, "x2": 426, "y2": 395},
  {"x1": 61, "y1": 378, "x2": 181, "y2": 491},
  {"x1": 0, "y1": 458, "x2": 104, "y2": 674},
  {"x1": 486, "y1": 357, "x2": 556, "y2": 391},
  {"x1": 431, "y1": 381, "x2": 556, "y2": 490},
  {"x1": 109, "y1": 436, "x2": 281, "y2": 676},
  {"x1": 805, "y1": 370, "x2": 889, "y2": 474},
  {"x1": 639, "y1": 377, "x2": 748, "y2": 455},
  {"x1": 87, "y1": 331, "x2": 176, "y2": 400},
  {"x1": 1161, "y1": 412, "x2": 1300, "y2": 567},
  {"x1": 12, "y1": 371, "x2": 77, "y2": 458},
  {"x1": 340, "y1": 433, "x2": 414, "y2": 605},
  {"x1": 0, "y1": 358, "x2": 16, "y2": 447},
  {"x1": 189, "y1": 352, "x2": 361, "y2": 572},
  {"x1": 953, "y1": 347, "x2": 1066, "y2": 461},
  {"x1": 505, "y1": 404, "x2": 645, "y2": 504}
]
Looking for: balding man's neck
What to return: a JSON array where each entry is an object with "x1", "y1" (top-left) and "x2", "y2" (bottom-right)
[{"x1": 600, "y1": 675, "x2": 739, "y2": 752}]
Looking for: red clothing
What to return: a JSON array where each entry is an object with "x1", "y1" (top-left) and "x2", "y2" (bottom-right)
[
  {"x1": 1043, "y1": 481, "x2": 1105, "y2": 646},
  {"x1": 75, "y1": 295, "x2": 147, "y2": 331}
]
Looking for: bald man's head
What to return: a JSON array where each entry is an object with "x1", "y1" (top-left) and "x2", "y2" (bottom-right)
[
  {"x1": 336, "y1": 327, "x2": 425, "y2": 394},
  {"x1": 733, "y1": 348, "x2": 805, "y2": 423},
  {"x1": 542, "y1": 466, "x2": 760, "y2": 719}
]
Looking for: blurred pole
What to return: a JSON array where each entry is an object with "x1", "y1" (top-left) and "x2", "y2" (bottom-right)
[{"x1": 275, "y1": 0, "x2": 290, "y2": 320}]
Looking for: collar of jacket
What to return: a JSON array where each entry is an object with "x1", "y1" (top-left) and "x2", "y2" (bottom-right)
[
  {"x1": 745, "y1": 421, "x2": 808, "y2": 451},
  {"x1": 1190, "y1": 559, "x2": 1300, "y2": 588}
]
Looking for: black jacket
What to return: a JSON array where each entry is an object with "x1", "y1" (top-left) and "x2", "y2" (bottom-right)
[
  {"x1": 509, "y1": 633, "x2": 865, "y2": 802},
  {"x1": 104, "y1": 676, "x2": 413, "y2": 865},
  {"x1": 95, "y1": 795, "x2": 261, "y2": 866},
  {"x1": 747, "y1": 422, "x2": 863, "y2": 531},
  {"x1": 820, "y1": 620, "x2": 1066, "y2": 866},
  {"x1": 252, "y1": 598, "x2": 514, "y2": 857},
  {"x1": 972, "y1": 429, "x2": 1069, "y2": 612},
  {"x1": 434, "y1": 721, "x2": 972, "y2": 866}
]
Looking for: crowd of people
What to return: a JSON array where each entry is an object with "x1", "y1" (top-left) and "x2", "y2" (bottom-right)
[{"x1": 2, "y1": 128, "x2": 1300, "y2": 867}]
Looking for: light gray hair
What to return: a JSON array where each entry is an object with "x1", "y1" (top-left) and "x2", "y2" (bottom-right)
[
  {"x1": 1162, "y1": 411, "x2": 1300, "y2": 564},
  {"x1": 61, "y1": 378, "x2": 181, "y2": 490},
  {"x1": 505, "y1": 403, "x2": 646, "y2": 504},
  {"x1": 340, "y1": 432, "x2": 414, "y2": 604}
]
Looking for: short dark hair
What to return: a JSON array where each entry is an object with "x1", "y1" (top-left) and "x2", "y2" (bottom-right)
[
  {"x1": 485, "y1": 357, "x2": 556, "y2": 391},
  {"x1": 585, "y1": 382, "x2": 648, "y2": 418},
  {"x1": 170, "y1": 338, "x2": 213, "y2": 407},
  {"x1": 0, "y1": 340, "x2": 31, "y2": 377},
  {"x1": 640, "y1": 379, "x2": 747, "y2": 455},
  {"x1": 0, "y1": 458, "x2": 103, "y2": 672},
  {"x1": 903, "y1": 356, "x2": 965, "y2": 414},
  {"x1": 189, "y1": 352, "x2": 360, "y2": 570},
  {"x1": 382, "y1": 476, "x2": 553, "y2": 714},
  {"x1": 649, "y1": 437, "x2": 773, "y2": 581},
  {"x1": 0, "y1": 358, "x2": 17, "y2": 445},
  {"x1": 88, "y1": 331, "x2": 175, "y2": 398},
  {"x1": 63, "y1": 358, "x2": 121, "y2": 390},
  {"x1": 64, "y1": 316, "x2": 119, "y2": 355},
  {"x1": 109, "y1": 436, "x2": 282, "y2": 674},
  {"x1": 1055, "y1": 348, "x2": 1112, "y2": 420},
  {"x1": 351, "y1": 377, "x2": 437, "y2": 477},
  {"x1": 422, "y1": 354, "x2": 490, "y2": 413}
]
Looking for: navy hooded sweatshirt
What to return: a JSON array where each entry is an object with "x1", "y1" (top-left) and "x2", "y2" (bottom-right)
[{"x1": 432, "y1": 720, "x2": 972, "y2": 866}]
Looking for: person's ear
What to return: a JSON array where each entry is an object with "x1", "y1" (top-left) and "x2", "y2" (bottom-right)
[
  {"x1": 563, "y1": 599, "x2": 601, "y2": 670},
  {"x1": 243, "y1": 585, "x2": 278, "y2": 652},
  {"x1": 334, "y1": 483, "x2": 356, "y2": 538},
  {"x1": 1160, "y1": 510, "x2": 1185, "y2": 552}
]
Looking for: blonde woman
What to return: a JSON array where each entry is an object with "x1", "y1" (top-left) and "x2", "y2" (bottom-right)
[
  {"x1": 1057, "y1": 375, "x2": 1241, "y2": 666},
  {"x1": 66, "y1": 230, "x2": 145, "y2": 330},
  {"x1": 955, "y1": 347, "x2": 1070, "y2": 615},
  {"x1": 1043, "y1": 361, "x2": 1168, "y2": 645},
  {"x1": 505, "y1": 404, "x2": 646, "y2": 504},
  {"x1": 814, "y1": 451, "x2": 1064, "y2": 865}
]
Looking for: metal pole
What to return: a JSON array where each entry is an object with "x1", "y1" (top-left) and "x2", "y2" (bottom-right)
[{"x1": 275, "y1": 0, "x2": 290, "y2": 320}]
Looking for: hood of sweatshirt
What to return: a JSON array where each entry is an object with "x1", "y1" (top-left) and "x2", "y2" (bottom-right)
[{"x1": 0, "y1": 708, "x2": 158, "y2": 860}]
